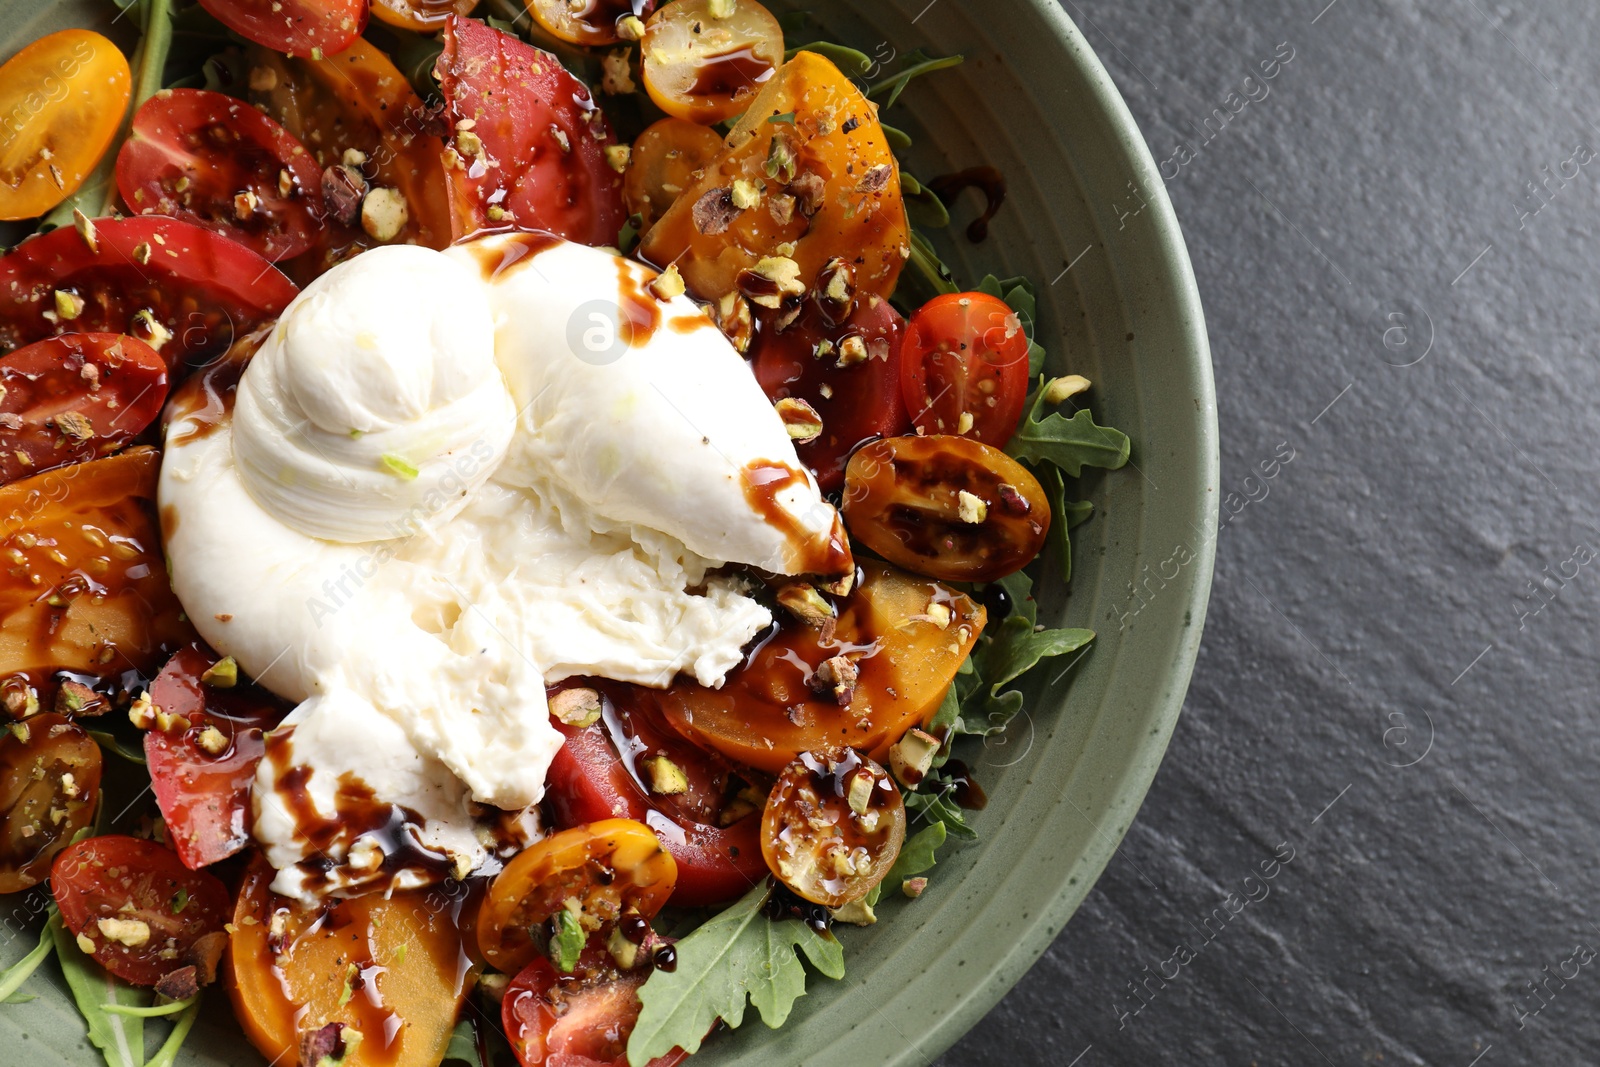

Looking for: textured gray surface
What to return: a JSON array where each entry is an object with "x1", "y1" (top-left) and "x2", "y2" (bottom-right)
[{"x1": 939, "y1": 1, "x2": 1600, "y2": 1063}]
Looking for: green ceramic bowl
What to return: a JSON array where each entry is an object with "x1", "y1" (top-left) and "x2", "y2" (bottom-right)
[{"x1": 0, "y1": 1, "x2": 1215, "y2": 1063}]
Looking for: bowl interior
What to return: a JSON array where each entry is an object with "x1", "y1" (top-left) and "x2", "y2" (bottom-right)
[{"x1": 0, "y1": 2, "x2": 1216, "y2": 1064}]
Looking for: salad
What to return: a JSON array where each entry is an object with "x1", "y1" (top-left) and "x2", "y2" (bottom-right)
[{"x1": 0, "y1": 1, "x2": 1132, "y2": 1065}]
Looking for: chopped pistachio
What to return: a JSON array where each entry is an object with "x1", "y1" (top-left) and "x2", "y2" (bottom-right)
[
  {"x1": 829, "y1": 898, "x2": 877, "y2": 926},
  {"x1": 550, "y1": 125, "x2": 570, "y2": 153},
  {"x1": 153, "y1": 707, "x2": 191, "y2": 734},
  {"x1": 607, "y1": 925, "x2": 640, "y2": 970},
  {"x1": 648, "y1": 263, "x2": 685, "y2": 301},
  {"x1": 775, "y1": 583, "x2": 834, "y2": 627},
  {"x1": 60, "y1": 771, "x2": 79, "y2": 798},
  {"x1": 549, "y1": 687, "x2": 603, "y2": 727},
  {"x1": 53, "y1": 411, "x2": 93, "y2": 442},
  {"x1": 131, "y1": 309, "x2": 173, "y2": 351},
  {"x1": 774, "y1": 397, "x2": 823, "y2": 443},
  {"x1": 924, "y1": 601, "x2": 952, "y2": 629},
  {"x1": 601, "y1": 50, "x2": 637, "y2": 96},
  {"x1": 817, "y1": 256, "x2": 854, "y2": 322},
  {"x1": 54, "y1": 290, "x2": 85, "y2": 321},
  {"x1": 643, "y1": 754, "x2": 689, "y2": 795},
  {"x1": 201, "y1": 656, "x2": 238, "y2": 688},
  {"x1": 76, "y1": 932, "x2": 96, "y2": 954},
  {"x1": 96, "y1": 917, "x2": 151, "y2": 947},
  {"x1": 713, "y1": 292, "x2": 754, "y2": 352},
  {"x1": 737, "y1": 255, "x2": 804, "y2": 308},
  {"x1": 707, "y1": 0, "x2": 736, "y2": 15},
  {"x1": 1042, "y1": 374, "x2": 1091, "y2": 405},
  {"x1": 132, "y1": 241, "x2": 152, "y2": 265},
  {"x1": 196, "y1": 725, "x2": 229, "y2": 756},
  {"x1": 486, "y1": 204, "x2": 509, "y2": 222},
  {"x1": 55, "y1": 679, "x2": 96, "y2": 715},
  {"x1": 957, "y1": 490, "x2": 988, "y2": 525},
  {"x1": 380, "y1": 453, "x2": 420, "y2": 480},
  {"x1": 361, "y1": 187, "x2": 409, "y2": 243},
  {"x1": 234, "y1": 189, "x2": 259, "y2": 220},
  {"x1": 127, "y1": 693, "x2": 155, "y2": 730},
  {"x1": 72, "y1": 209, "x2": 98, "y2": 253},
  {"x1": 764, "y1": 128, "x2": 798, "y2": 183},
  {"x1": 617, "y1": 14, "x2": 646, "y2": 40},
  {"x1": 846, "y1": 771, "x2": 874, "y2": 815},
  {"x1": 731, "y1": 178, "x2": 764, "y2": 210},
  {"x1": 835, "y1": 334, "x2": 868, "y2": 367},
  {"x1": 341, "y1": 147, "x2": 368, "y2": 168},
  {"x1": 456, "y1": 130, "x2": 484, "y2": 158},
  {"x1": 603, "y1": 143, "x2": 632, "y2": 173},
  {"x1": 889, "y1": 728, "x2": 940, "y2": 787},
  {"x1": 812, "y1": 654, "x2": 858, "y2": 705},
  {"x1": 902, "y1": 876, "x2": 929, "y2": 898}
]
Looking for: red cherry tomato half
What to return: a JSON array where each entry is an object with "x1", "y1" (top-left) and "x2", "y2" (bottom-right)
[
  {"x1": 545, "y1": 683, "x2": 770, "y2": 908},
  {"x1": 198, "y1": 0, "x2": 366, "y2": 58},
  {"x1": 437, "y1": 16, "x2": 628, "y2": 247},
  {"x1": 504, "y1": 955, "x2": 688, "y2": 1067},
  {"x1": 52, "y1": 834, "x2": 231, "y2": 987},
  {"x1": 116, "y1": 89, "x2": 324, "y2": 262},
  {"x1": 0, "y1": 333, "x2": 168, "y2": 486},
  {"x1": 751, "y1": 295, "x2": 910, "y2": 493},
  {"x1": 900, "y1": 291, "x2": 1030, "y2": 445},
  {"x1": 146, "y1": 643, "x2": 290, "y2": 870},
  {"x1": 0, "y1": 216, "x2": 296, "y2": 371}
]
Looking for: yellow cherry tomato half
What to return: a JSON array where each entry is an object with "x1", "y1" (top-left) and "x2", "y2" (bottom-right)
[
  {"x1": 0, "y1": 30, "x2": 130, "y2": 221},
  {"x1": 641, "y1": 0, "x2": 785, "y2": 124}
]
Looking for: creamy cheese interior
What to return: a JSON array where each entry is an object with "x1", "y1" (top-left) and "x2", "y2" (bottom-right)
[{"x1": 159, "y1": 239, "x2": 850, "y2": 900}]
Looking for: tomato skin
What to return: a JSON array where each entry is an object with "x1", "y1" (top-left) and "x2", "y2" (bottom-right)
[
  {"x1": 0, "y1": 714, "x2": 101, "y2": 894},
  {"x1": 524, "y1": 0, "x2": 659, "y2": 47},
  {"x1": 0, "y1": 448, "x2": 195, "y2": 695},
  {"x1": 437, "y1": 16, "x2": 628, "y2": 247},
  {"x1": 901, "y1": 292, "x2": 1031, "y2": 444},
  {"x1": 198, "y1": 0, "x2": 367, "y2": 58},
  {"x1": 546, "y1": 685, "x2": 769, "y2": 908},
  {"x1": 0, "y1": 334, "x2": 168, "y2": 487},
  {"x1": 751, "y1": 295, "x2": 910, "y2": 493},
  {"x1": 504, "y1": 956, "x2": 688, "y2": 1067},
  {"x1": 117, "y1": 89, "x2": 324, "y2": 262},
  {"x1": 0, "y1": 216, "x2": 297, "y2": 370},
  {"x1": 0, "y1": 30, "x2": 131, "y2": 221},
  {"x1": 478, "y1": 819, "x2": 677, "y2": 974},
  {"x1": 145, "y1": 644, "x2": 289, "y2": 870},
  {"x1": 371, "y1": 0, "x2": 478, "y2": 31},
  {"x1": 640, "y1": 0, "x2": 784, "y2": 125},
  {"x1": 761, "y1": 750, "x2": 905, "y2": 907},
  {"x1": 842, "y1": 435, "x2": 1051, "y2": 582},
  {"x1": 52, "y1": 835, "x2": 231, "y2": 987}
]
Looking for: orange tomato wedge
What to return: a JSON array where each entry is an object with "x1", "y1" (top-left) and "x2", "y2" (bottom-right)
[{"x1": 0, "y1": 30, "x2": 130, "y2": 220}]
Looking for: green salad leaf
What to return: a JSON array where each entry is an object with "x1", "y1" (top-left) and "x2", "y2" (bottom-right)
[
  {"x1": 866, "y1": 822, "x2": 948, "y2": 905},
  {"x1": 628, "y1": 882, "x2": 845, "y2": 1065},
  {"x1": 904, "y1": 779, "x2": 976, "y2": 840},
  {"x1": 143, "y1": 995, "x2": 200, "y2": 1067},
  {"x1": 551, "y1": 905, "x2": 585, "y2": 972},
  {"x1": 0, "y1": 913, "x2": 58, "y2": 1002},
  {"x1": 51, "y1": 915, "x2": 153, "y2": 1067},
  {"x1": 866, "y1": 50, "x2": 964, "y2": 110},
  {"x1": 444, "y1": 1017, "x2": 485, "y2": 1067},
  {"x1": 1006, "y1": 385, "x2": 1131, "y2": 478},
  {"x1": 786, "y1": 42, "x2": 873, "y2": 75}
]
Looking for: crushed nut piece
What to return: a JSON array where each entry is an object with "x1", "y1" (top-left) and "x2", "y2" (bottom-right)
[
  {"x1": 361, "y1": 187, "x2": 409, "y2": 242},
  {"x1": 128, "y1": 693, "x2": 156, "y2": 729},
  {"x1": 713, "y1": 292, "x2": 754, "y2": 352},
  {"x1": 341, "y1": 147, "x2": 367, "y2": 168},
  {"x1": 72, "y1": 209, "x2": 98, "y2": 253},
  {"x1": 902, "y1": 876, "x2": 929, "y2": 898},
  {"x1": 52, "y1": 411, "x2": 93, "y2": 442},
  {"x1": 603, "y1": 143, "x2": 631, "y2": 173},
  {"x1": 765, "y1": 128, "x2": 798, "y2": 183},
  {"x1": 737, "y1": 256, "x2": 804, "y2": 308},
  {"x1": 995, "y1": 483, "x2": 1032, "y2": 516},
  {"x1": 55, "y1": 680, "x2": 99, "y2": 716},
  {"x1": 54, "y1": 290, "x2": 85, "y2": 321},
  {"x1": 234, "y1": 189, "x2": 259, "y2": 220},
  {"x1": 816, "y1": 257, "x2": 854, "y2": 323},
  {"x1": 196, "y1": 725, "x2": 228, "y2": 756},
  {"x1": 775, "y1": 397, "x2": 823, "y2": 442},
  {"x1": 97, "y1": 917, "x2": 151, "y2": 947},
  {"x1": 131, "y1": 309, "x2": 173, "y2": 350},
  {"x1": 707, "y1": 0, "x2": 736, "y2": 16},
  {"x1": 201, "y1": 656, "x2": 237, "y2": 688},
  {"x1": 856, "y1": 163, "x2": 892, "y2": 194},
  {"x1": 957, "y1": 490, "x2": 988, "y2": 524},
  {"x1": 835, "y1": 334, "x2": 868, "y2": 367},
  {"x1": 549, "y1": 687, "x2": 603, "y2": 727},
  {"x1": 830, "y1": 897, "x2": 877, "y2": 926},
  {"x1": 776, "y1": 583, "x2": 834, "y2": 627},
  {"x1": 691, "y1": 187, "x2": 740, "y2": 235},
  {"x1": 642, "y1": 754, "x2": 689, "y2": 795},
  {"x1": 731, "y1": 178, "x2": 764, "y2": 210},
  {"x1": 889, "y1": 728, "x2": 940, "y2": 787},
  {"x1": 648, "y1": 263, "x2": 685, "y2": 301},
  {"x1": 1042, "y1": 374, "x2": 1091, "y2": 405},
  {"x1": 812, "y1": 654, "x2": 858, "y2": 705},
  {"x1": 132, "y1": 241, "x2": 152, "y2": 265}
]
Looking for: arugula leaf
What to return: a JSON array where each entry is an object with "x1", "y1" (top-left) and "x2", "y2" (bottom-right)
[
  {"x1": 904, "y1": 781, "x2": 976, "y2": 840},
  {"x1": 444, "y1": 1017, "x2": 483, "y2": 1066},
  {"x1": 900, "y1": 172, "x2": 950, "y2": 229},
  {"x1": 785, "y1": 42, "x2": 873, "y2": 76},
  {"x1": 628, "y1": 882, "x2": 845, "y2": 1065},
  {"x1": 551, "y1": 906, "x2": 585, "y2": 973},
  {"x1": 880, "y1": 122, "x2": 913, "y2": 151},
  {"x1": 866, "y1": 822, "x2": 948, "y2": 905},
  {"x1": 87, "y1": 728, "x2": 147, "y2": 766},
  {"x1": 905, "y1": 230, "x2": 958, "y2": 298},
  {"x1": 995, "y1": 569, "x2": 1037, "y2": 626},
  {"x1": 866, "y1": 50, "x2": 964, "y2": 110},
  {"x1": 0, "y1": 913, "x2": 57, "y2": 1002},
  {"x1": 1038, "y1": 466, "x2": 1094, "y2": 582},
  {"x1": 52, "y1": 914, "x2": 153, "y2": 1067},
  {"x1": 1006, "y1": 384, "x2": 1131, "y2": 477},
  {"x1": 143, "y1": 994, "x2": 200, "y2": 1067},
  {"x1": 976, "y1": 615, "x2": 1094, "y2": 692}
]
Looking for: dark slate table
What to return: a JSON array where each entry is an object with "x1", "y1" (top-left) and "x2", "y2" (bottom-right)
[{"x1": 939, "y1": 1, "x2": 1600, "y2": 1063}]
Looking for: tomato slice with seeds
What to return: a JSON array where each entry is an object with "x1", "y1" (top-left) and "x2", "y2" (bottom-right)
[
  {"x1": 901, "y1": 291, "x2": 1031, "y2": 444},
  {"x1": 842, "y1": 435, "x2": 1051, "y2": 582},
  {"x1": 437, "y1": 16, "x2": 628, "y2": 247},
  {"x1": 0, "y1": 30, "x2": 130, "y2": 221},
  {"x1": 116, "y1": 89, "x2": 324, "y2": 262},
  {"x1": 198, "y1": 0, "x2": 367, "y2": 58},
  {"x1": 0, "y1": 216, "x2": 297, "y2": 370},
  {"x1": 751, "y1": 295, "x2": 909, "y2": 493},
  {"x1": 0, "y1": 713, "x2": 101, "y2": 894},
  {"x1": 504, "y1": 955, "x2": 688, "y2": 1067},
  {"x1": 623, "y1": 118, "x2": 725, "y2": 232},
  {"x1": 0, "y1": 334, "x2": 168, "y2": 487},
  {"x1": 761, "y1": 750, "x2": 905, "y2": 907},
  {"x1": 145, "y1": 643, "x2": 289, "y2": 870},
  {"x1": 478, "y1": 819, "x2": 677, "y2": 974},
  {"x1": 546, "y1": 682, "x2": 770, "y2": 908},
  {"x1": 52, "y1": 834, "x2": 231, "y2": 987}
]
